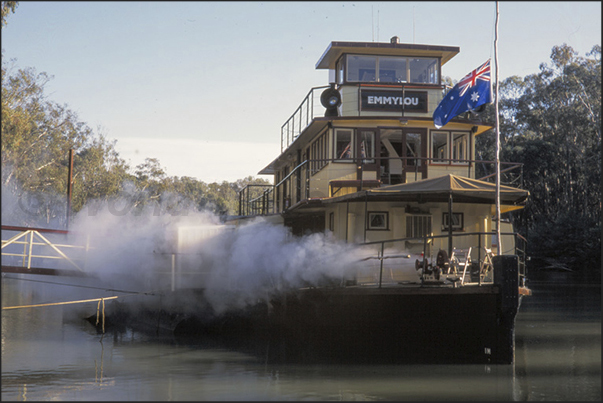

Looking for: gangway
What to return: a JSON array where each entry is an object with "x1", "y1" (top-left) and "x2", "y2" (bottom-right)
[{"x1": 1, "y1": 225, "x2": 91, "y2": 277}]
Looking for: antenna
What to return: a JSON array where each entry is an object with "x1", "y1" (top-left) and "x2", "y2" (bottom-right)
[
  {"x1": 372, "y1": 6, "x2": 374, "y2": 41},
  {"x1": 377, "y1": 9, "x2": 380, "y2": 41},
  {"x1": 413, "y1": 6, "x2": 416, "y2": 43}
]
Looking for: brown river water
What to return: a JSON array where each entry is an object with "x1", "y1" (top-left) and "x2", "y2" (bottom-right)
[{"x1": 1, "y1": 269, "x2": 600, "y2": 401}]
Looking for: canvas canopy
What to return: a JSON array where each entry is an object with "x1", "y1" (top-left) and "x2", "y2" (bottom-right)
[{"x1": 324, "y1": 174, "x2": 529, "y2": 208}]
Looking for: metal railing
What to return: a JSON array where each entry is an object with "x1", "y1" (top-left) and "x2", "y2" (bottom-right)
[
  {"x1": 281, "y1": 86, "x2": 330, "y2": 152},
  {"x1": 359, "y1": 231, "x2": 528, "y2": 289},
  {"x1": 237, "y1": 156, "x2": 524, "y2": 216},
  {"x1": 1, "y1": 225, "x2": 89, "y2": 272}
]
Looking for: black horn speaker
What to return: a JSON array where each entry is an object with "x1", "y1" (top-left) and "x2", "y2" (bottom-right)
[{"x1": 320, "y1": 85, "x2": 341, "y2": 117}]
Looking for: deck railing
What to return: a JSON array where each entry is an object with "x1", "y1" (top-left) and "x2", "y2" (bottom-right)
[
  {"x1": 237, "y1": 156, "x2": 524, "y2": 216},
  {"x1": 1, "y1": 225, "x2": 89, "y2": 273},
  {"x1": 359, "y1": 231, "x2": 528, "y2": 289},
  {"x1": 281, "y1": 86, "x2": 330, "y2": 152}
]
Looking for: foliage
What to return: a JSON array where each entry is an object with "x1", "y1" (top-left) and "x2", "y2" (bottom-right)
[
  {"x1": 1, "y1": 1, "x2": 17, "y2": 27},
  {"x1": 1, "y1": 60, "x2": 133, "y2": 226},
  {"x1": 492, "y1": 44, "x2": 601, "y2": 270}
]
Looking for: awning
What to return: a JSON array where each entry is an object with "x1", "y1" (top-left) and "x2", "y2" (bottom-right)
[{"x1": 323, "y1": 174, "x2": 529, "y2": 207}]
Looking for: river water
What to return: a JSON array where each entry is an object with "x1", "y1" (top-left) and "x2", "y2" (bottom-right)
[{"x1": 1, "y1": 270, "x2": 600, "y2": 401}]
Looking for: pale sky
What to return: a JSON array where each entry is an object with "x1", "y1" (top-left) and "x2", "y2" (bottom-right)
[{"x1": 2, "y1": 1, "x2": 600, "y2": 183}]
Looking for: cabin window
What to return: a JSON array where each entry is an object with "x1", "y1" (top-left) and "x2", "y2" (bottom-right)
[
  {"x1": 359, "y1": 130, "x2": 375, "y2": 163},
  {"x1": 452, "y1": 132, "x2": 469, "y2": 164},
  {"x1": 406, "y1": 214, "x2": 432, "y2": 238},
  {"x1": 344, "y1": 55, "x2": 438, "y2": 84},
  {"x1": 309, "y1": 130, "x2": 329, "y2": 174},
  {"x1": 442, "y1": 212, "x2": 464, "y2": 231},
  {"x1": 431, "y1": 132, "x2": 449, "y2": 162},
  {"x1": 334, "y1": 129, "x2": 354, "y2": 161},
  {"x1": 430, "y1": 131, "x2": 470, "y2": 164},
  {"x1": 367, "y1": 212, "x2": 389, "y2": 230},
  {"x1": 329, "y1": 212, "x2": 335, "y2": 232}
]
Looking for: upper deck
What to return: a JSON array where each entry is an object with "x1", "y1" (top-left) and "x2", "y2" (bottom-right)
[{"x1": 244, "y1": 37, "x2": 520, "y2": 218}]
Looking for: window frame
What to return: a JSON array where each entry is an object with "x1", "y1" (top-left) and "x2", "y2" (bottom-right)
[
  {"x1": 367, "y1": 211, "x2": 389, "y2": 230},
  {"x1": 430, "y1": 130, "x2": 471, "y2": 165},
  {"x1": 406, "y1": 214, "x2": 432, "y2": 238},
  {"x1": 343, "y1": 54, "x2": 440, "y2": 84},
  {"x1": 309, "y1": 129, "x2": 329, "y2": 175},
  {"x1": 431, "y1": 131, "x2": 449, "y2": 164},
  {"x1": 442, "y1": 212, "x2": 464, "y2": 231},
  {"x1": 334, "y1": 128, "x2": 354, "y2": 162}
]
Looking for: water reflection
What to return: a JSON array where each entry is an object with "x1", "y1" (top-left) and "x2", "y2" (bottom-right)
[{"x1": 1, "y1": 271, "x2": 600, "y2": 401}]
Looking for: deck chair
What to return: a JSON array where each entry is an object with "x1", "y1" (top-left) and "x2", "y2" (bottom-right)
[
  {"x1": 450, "y1": 247, "x2": 472, "y2": 285},
  {"x1": 479, "y1": 247, "x2": 495, "y2": 282}
]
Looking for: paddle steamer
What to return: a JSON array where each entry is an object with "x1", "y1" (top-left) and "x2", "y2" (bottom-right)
[{"x1": 225, "y1": 36, "x2": 531, "y2": 364}]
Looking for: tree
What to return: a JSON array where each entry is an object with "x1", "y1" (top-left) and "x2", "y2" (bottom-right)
[
  {"x1": 493, "y1": 44, "x2": 601, "y2": 269},
  {"x1": 2, "y1": 61, "x2": 130, "y2": 226},
  {"x1": 1, "y1": 1, "x2": 17, "y2": 27}
]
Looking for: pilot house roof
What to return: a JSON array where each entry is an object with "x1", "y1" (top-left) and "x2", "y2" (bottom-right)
[{"x1": 315, "y1": 40, "x2": 460, "y2": 70}]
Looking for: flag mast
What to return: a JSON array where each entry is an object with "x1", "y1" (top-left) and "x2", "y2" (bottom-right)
[{"x1": 494, "y1": 1, "x2": 501, "y2": 255}]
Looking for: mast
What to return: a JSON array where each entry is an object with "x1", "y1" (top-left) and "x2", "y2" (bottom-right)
[{"x1": 494, "y1": 2, "x2": 501, "y2": 254}]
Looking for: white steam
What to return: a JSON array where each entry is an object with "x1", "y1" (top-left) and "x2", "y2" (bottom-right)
[{"x1": 66, "y1": 198, "x2": 366, "y2": 315}]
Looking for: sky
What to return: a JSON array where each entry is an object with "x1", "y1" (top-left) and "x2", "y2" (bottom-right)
[{"x1": 2, "y1": 1, "x2": 601, "y2": 183}]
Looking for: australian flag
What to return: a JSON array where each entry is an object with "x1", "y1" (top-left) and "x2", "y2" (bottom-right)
[{"x1": 433, "y1": 59, "x2": 492, "y2": 129}]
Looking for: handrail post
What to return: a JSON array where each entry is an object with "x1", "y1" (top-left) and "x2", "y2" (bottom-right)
[
  {"x1": 27, "y1": 231, "x2": 34, "y2": 269},
  {"x1": 378, "y1": 242, "x2": 385, "y2": 288},
  {"x1": 21, "y1": 232, "x2": 28, "y2": 267},
  {"x1": 171, "y1": 253, "x2": 176, "y2": 292}
]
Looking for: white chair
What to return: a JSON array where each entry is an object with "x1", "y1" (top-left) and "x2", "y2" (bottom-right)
[{"x1": 450, "y1": 247, "x2": 472, "y2": 285}]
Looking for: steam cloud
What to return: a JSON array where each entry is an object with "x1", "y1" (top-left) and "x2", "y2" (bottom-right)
[{"x1": 61, "y1": 195, "x2": 366, "y2": 315}]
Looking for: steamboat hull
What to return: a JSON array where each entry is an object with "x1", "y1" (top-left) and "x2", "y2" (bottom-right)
[
  {"x1": 263, "y1": 285, "x2": 519, "y2": 365},
  {"x1": 170, "y1": 256, "x2": 523, "y2": 364}
]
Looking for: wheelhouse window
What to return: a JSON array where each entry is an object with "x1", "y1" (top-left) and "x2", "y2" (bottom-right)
[
  {"x1": 379, "y1": 56, "x2": 407, "y2": 83},
  {"x1": 431, "y1": 131, "x2": 470, "y2": 164},
  {"x1": 344, "y1": 55, "x2": 438, "y2": 84},
  {"x1": 334, "y1": 129, "x2": 353, "y2": 161},
  {"x1": 409, "y1": 58, "x2": 439, "y2": 84},
  {"x1": 347, "y1": 56, "x2": 376, "y2": 82}
]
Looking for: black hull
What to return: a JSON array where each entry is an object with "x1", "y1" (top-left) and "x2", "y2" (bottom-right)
[
  {"x1": 99, "y1": 255, "x2": 523, "y2": 365},
  {"x1": 261, "y1": 286, "x2": 518, "y2": 364}
]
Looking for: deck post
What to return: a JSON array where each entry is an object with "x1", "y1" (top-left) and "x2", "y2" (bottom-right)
[
  {"x1": 171, "y1": 253, "x2": 176, "y2": 292},
  {"x1": 448, "y1": 192, "x2": 453, "y2": 256},
  {"x1": 378, "y1": 242, "x2": 384, "y2": 288}
]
